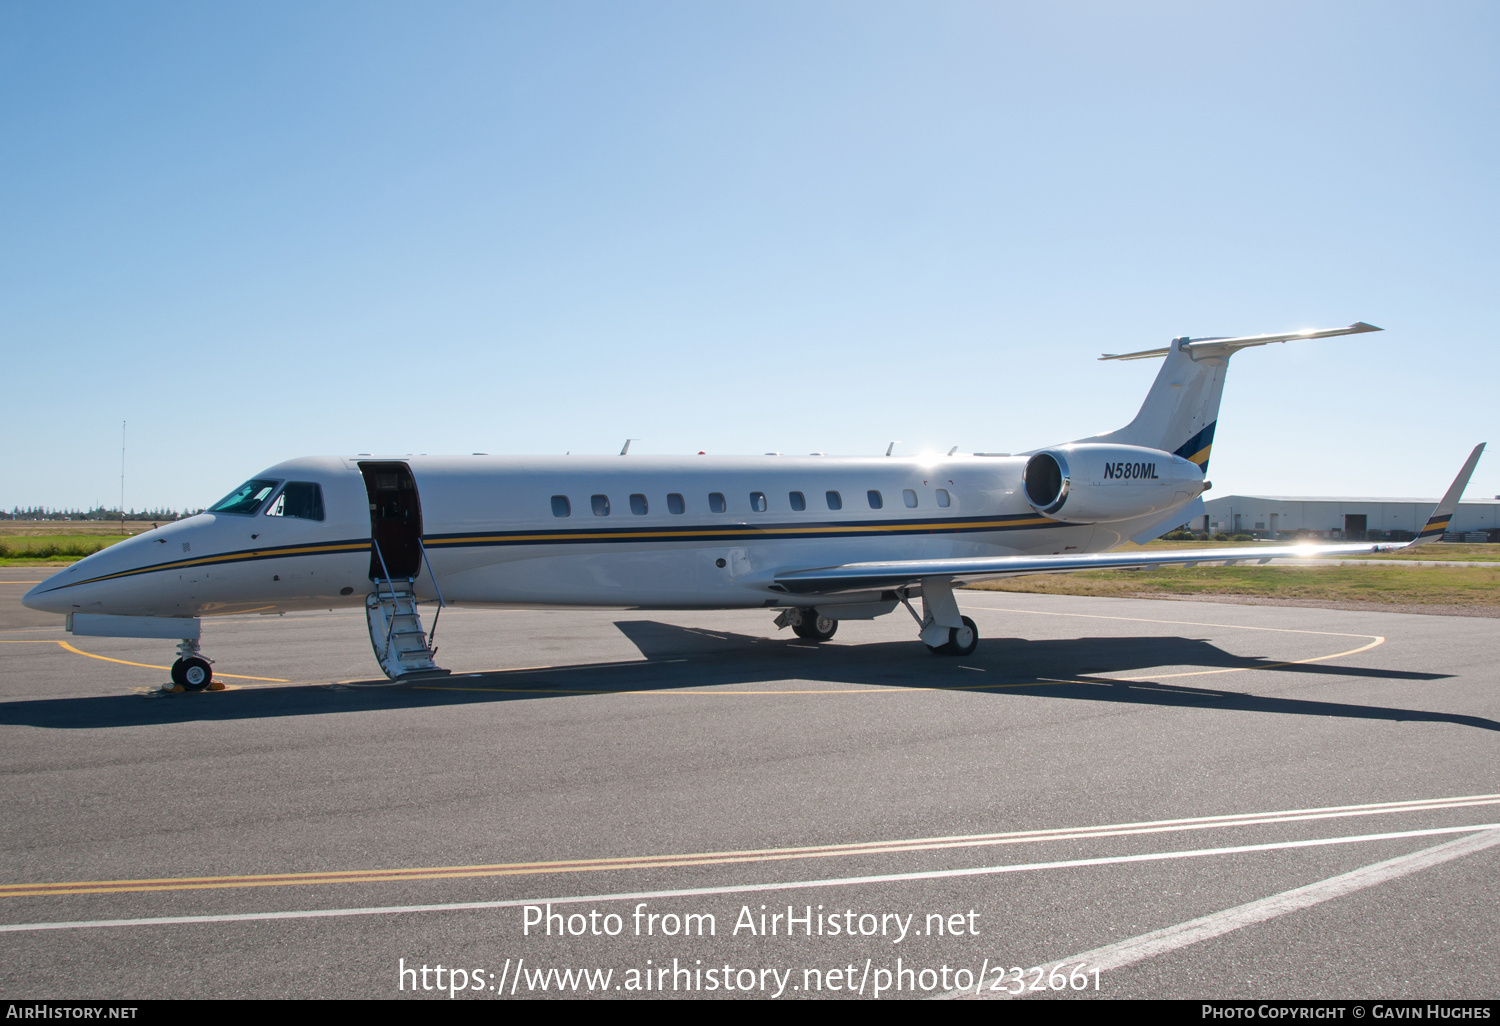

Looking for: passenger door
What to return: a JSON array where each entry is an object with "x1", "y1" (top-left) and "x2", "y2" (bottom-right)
[{"x1": 358, "y1": 462, "x2": 424, "y2": 580}]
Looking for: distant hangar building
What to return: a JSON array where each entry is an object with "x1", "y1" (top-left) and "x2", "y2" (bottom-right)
[{"x1": 1199, "y1": 495, "x2": 1500, "y2": 542}]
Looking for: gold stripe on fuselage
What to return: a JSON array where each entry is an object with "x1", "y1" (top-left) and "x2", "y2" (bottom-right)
[
  {"x1": 49, "y1": 514, "x2": 1061, "y2": 592},
  {"x1": 44, "y1": 541, "x2": 371, "y2": 591}
]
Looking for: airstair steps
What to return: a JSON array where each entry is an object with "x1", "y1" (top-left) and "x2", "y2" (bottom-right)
[{"x1": 365, "y1": 579, "x2": 448, "y2": 680}]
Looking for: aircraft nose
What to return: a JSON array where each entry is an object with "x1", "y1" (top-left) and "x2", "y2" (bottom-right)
[{"x1": 21, "y1": 578, "x2": 71, "y2": 614}]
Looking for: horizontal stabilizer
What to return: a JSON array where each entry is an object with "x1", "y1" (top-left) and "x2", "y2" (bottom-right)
[{"x1": 1101, "y1": 321, "x2": 1381, "y2": 362}]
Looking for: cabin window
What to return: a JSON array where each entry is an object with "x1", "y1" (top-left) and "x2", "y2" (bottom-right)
[
  {"x1": 550, "y1": 495, "x2": 571, "y2": 518},
  {"x1": 209, "y1": 479, "x2": 280, "y2": 516},
  {"x1": 630, "y1": 493, "x2": 649, "y2": 515},
  {"x1": 789, "y1": 491, "x2": 806, "y2": 511},
  {"x1": 709, "y1": 492, "x2": 726, "y2": 513},
  {"x1": 902, "y1": 489, "x2": 918, "y2": 509},
  {"x1": 667, "y1": 493, "x2": 685, "y2": 514},
  {"x1": 867, "y1": 490, "x2": 883, "y2": 509},
  {"x1": 750, "y1": 491, "x2": 767, "y2": 512},
  {"x1": 591, "y1": 494, "x2": 610, "y2": 517},
  {"x1": 265, "y1": 482, "x2": 325, "y2": 521},
  {"x1": 826, "y1": 490, "x2": 842, "y2": 510},
  {"x1": 935, "y1": 488, "x2": 951, "y2": 508}
]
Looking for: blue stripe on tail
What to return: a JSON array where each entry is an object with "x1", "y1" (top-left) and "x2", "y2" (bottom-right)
[{"x1": 1172, "y1": 421, "x2": 1217, "y2": 471}]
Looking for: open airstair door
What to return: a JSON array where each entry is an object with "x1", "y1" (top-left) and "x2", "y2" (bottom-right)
[
  {"x1": 359, "y1": 461, "x2": 423, "y2": 580},
  {"x1": 357, "y1": 461, "x2": 446, "y2": 680}
]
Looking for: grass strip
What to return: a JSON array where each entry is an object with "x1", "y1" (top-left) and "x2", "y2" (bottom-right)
[{"x1": 0, "y1": 535, "x2": 126, "y2": 562}]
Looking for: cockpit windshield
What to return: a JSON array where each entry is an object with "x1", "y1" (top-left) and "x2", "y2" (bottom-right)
[{"x1": 209, "y1": 479, "x2": 281, "y2": 516}]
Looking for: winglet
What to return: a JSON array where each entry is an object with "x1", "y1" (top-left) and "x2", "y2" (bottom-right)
[{"x1": 1411, "y1": 443, "x2": 1486, "y2": 545}]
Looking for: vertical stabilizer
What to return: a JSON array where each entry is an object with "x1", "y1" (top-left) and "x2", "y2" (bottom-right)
[
  {"x1": 1091, "y1": 339, "x2": 1226, "y2": 470},
  {"x1": 1086, "y1": 322, "x2": 1381, "y2": 472}
]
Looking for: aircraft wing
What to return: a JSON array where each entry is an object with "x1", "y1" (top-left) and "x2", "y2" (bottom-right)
[
  {"x1": 775, "y1": 442, "x2": 1486, "y2": 596},
  {"x1": 771, "y1": 541, "x2": 1398, "y2": 595}
]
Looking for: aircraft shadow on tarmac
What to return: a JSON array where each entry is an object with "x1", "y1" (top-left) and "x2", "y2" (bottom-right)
[{"x1": 1, "y1": 621, "x2": 1492, "y2": 734}]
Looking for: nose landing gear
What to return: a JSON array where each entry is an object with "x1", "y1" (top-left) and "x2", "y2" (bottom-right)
[{"x1": 169, "y1": 638, "x2": 219, "y2": 692}]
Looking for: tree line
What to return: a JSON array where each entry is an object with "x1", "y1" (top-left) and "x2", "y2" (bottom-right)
[{"x1": 4, "y1": 506, "x2": 204, "y2": 522}]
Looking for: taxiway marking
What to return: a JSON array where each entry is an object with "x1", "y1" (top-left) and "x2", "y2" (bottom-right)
[
  {"x1": 2, "y1": 823, "x2": 1496, "y2": 935},
  {"x1": 0, "y1": 639, "x2": 290, "y2": 682},
  {"x1": 962, "y1": 599, "x2": 1385, "y2": 638},
  {"x1": 963, "y1": 600, "x2": 1387, "y2": 681},
  {"x1": 940, "y1": 827, "x2": 1500, "y2": 999},
  {"x1": 3, "y1": 793, "x2": 1495, "y2": 900},
  {"x1": 3, "y1": 602, "x2": 1388, "y2": 691}
]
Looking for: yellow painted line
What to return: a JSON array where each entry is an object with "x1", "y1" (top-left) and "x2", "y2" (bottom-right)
[
  {"x1": 6, "y1": 792, "x2": 1496, "y2": 899},
  {"x1": 414, "y1": 679, "x2": 1069, "y2": 696},
  {"x1": 0, "y1": 639, "x2": 288, "y2": 682},
  {"x1": 415, "y1": 628, "x2": 1384, "y2": 694},
  {"x1": 423, "y1": 685, "x2": 897, "y2": 696},
  {"x1": 960, "y1": 602, "x2": 1390, "y2": 682},
  {"x1": 1108, "y1": 635, "x2": 1385, "y2": 681},
  {"x1": 966, "y1": 601, "x2": 1383, "y2": 639}
]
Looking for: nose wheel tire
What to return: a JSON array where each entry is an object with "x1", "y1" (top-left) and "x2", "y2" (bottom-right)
[
  {"x1": 925, "y1": 616, "x2": 978, "y2": 657},
  {"x1": 792, "y1": 610, "x2": 838, "y2": 642},
  {"x1": 172, "y1": 657, "x2": 214, "y2": 691}
]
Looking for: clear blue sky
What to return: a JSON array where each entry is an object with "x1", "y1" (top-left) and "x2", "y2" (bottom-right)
[{"x1": 3, "y1": 1, "x2": 1496, "y2": 511}]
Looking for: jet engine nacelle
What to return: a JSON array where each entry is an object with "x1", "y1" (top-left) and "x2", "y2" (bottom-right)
[{"x1": 1023, "y1": 444, "x2": 1205, "y2": 524}]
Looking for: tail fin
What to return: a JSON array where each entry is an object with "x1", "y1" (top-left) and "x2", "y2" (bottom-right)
[
  {"x1": 1088, "y1": 322, "x2": 1382, "y2": 471},
  {"x1": 1411, "y1": 443, "x2": 1486, "y2": 545}
]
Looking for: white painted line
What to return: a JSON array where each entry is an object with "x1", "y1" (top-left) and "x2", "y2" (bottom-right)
[
  {"x1": 938, "y1": 827, "x2": 1500, "y2": 1000},
  {"x1": 959, "y1": 596, "x2": 1381, "y2": 639},
  {"x1": 5, "y1": 791, "x2": 1494, "y2": 900},
  {"x1": 2, "y1": 823, "x2": 1494, "y2": 935}
]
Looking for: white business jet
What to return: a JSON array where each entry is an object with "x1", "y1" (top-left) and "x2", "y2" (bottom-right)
[{"x1": 24, "y1": 322, "x2": 1485, "y2": 690}]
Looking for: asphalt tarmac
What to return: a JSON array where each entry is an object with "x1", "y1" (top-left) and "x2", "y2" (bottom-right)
[{"x1": 1, "y1": 566, "x2": 1497, "y2": 1001}]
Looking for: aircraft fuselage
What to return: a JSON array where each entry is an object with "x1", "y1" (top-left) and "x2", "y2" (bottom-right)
[{"x1": 24, "y1": 452, "x2": 1201, "y2": 620}]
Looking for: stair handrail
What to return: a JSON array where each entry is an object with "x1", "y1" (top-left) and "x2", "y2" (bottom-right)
[
  {"x1": 370, "y1": 538, "x2": 399, "y2": 659},
  {"x1": 371, "y1": 537, "x2": 398, "y2": 599},
  {"x1": 418, "y1": 537, "x2": 444, "y2": 648}
]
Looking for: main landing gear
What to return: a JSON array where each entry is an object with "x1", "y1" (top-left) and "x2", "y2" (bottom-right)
[
  {"x1": 899, "y1": 578, "x2": 980, "y2": 658},
  {"x1": 924, "y1": 615, "x2": 978, "y2": 657},
  {"x1": 773, "y1": 580, "x2": 979, "y2": 657},
  {"x1": 773, "y1": 607, "x2": 838, "y2": 642},
  {"x1": 169, "y1": 638, "x2": 219, "y2": 692}
]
